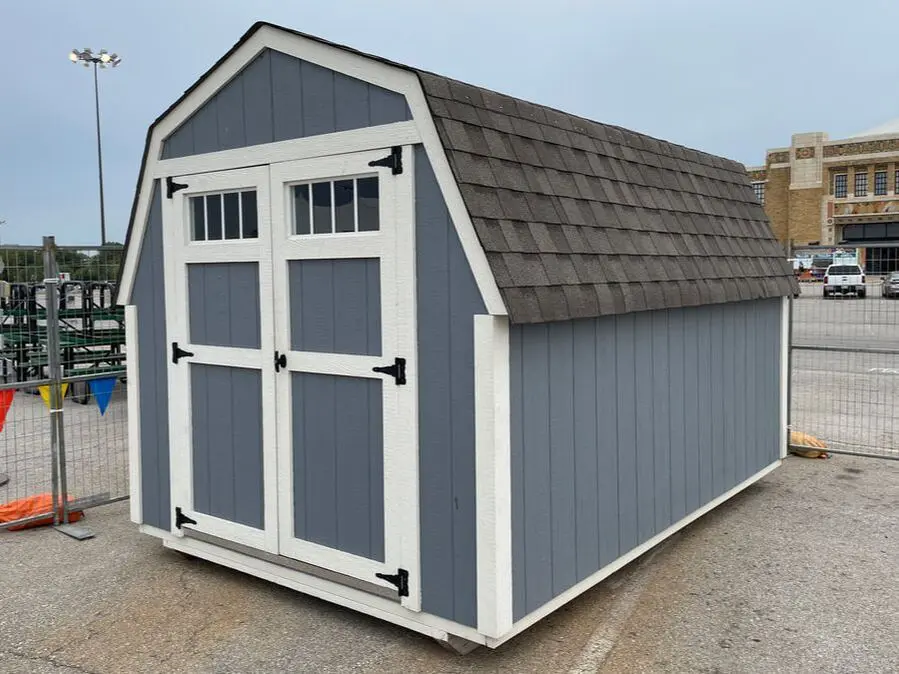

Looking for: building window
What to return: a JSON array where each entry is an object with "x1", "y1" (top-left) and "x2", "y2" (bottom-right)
[
  {"x1": 190, "y1": 191, "x2": 258, "y2": 241},
  {"x1": 875, "y1": 170, "x2": 888, "y2": 196},
  {"x1": 834, "y1": 173, "x2": 848, "y2": 198},
  {"x1": 854, "y1": 170, "x2": 868, "y2": 197},
  {"x1": 752, "y1": 181, "x2": 765, "y2": 206},
  {"x1": 292, "y1": 177, "x2": 380, "y2": 235},
  {"x1": 895, "y1": 169, "x2": 899, "y2": 194}
]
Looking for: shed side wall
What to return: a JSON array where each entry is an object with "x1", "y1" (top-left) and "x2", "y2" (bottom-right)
[
  {"x1": 415, "y1": 145, "x2": 484, "y2": 628},
  {"x1": 162, "y1": 49, "x2": 411, "y2": 159},
  {"x1": 510, "y1": 298, "x2": 782, "y2": 619},
  {"x1": 132, "y1": 181, "x2": 171, "y2": 529}
]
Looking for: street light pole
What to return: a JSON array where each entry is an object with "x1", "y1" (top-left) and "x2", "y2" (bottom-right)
[
  {"x1": 92, "y1": 62, "x2": 107, "y2": 247},
  {"x1": 69, "y1": 48, "x2": 121, "y2": 246}
]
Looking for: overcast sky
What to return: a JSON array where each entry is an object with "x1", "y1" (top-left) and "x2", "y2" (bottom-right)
[{"x1": 2, "y1": 0, "x2": 897, "y2": 245}]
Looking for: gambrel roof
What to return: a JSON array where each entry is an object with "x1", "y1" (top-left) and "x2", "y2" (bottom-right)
[
  {"x1": 417, "y1": 73, "x2": 796, "y2": 322},
  {"x1": 120, "y1": 22, "x2": 796, "y2": 323}
]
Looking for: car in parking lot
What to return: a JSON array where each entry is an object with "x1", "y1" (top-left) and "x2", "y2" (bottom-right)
[
  {"x1": 881, "y1": 272, "x2": 899, "y2": 298},
  {"x1": 823, "y1": 264, "x2": 866, "y2": 298}
]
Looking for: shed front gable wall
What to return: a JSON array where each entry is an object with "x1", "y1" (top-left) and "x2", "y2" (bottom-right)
[
  {"x1": 124, "y1": 32, "x2": 487, "y2": 630},
  {"x1": 161, "y1": 48, "x2": 412, "y2": 159}
]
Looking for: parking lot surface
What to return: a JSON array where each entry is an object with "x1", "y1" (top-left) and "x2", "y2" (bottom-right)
[{"x1": 2, "y1": 455, "x2": 897, "y2": 674}]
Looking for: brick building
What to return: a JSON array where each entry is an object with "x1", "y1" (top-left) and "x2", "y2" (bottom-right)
[{"x1": 748, "y1": 121, "x2": 899, "y2": 273}]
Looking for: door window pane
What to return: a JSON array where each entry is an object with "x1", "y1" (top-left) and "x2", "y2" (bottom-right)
[
  {"x1": 293, "y1": 184, "x2": 311, "y2": 235},
  {"x1": 357, "y1": 177, "x2": 380, "y2": 232},
  {"x1": 223, "y1": 192, "x2": 240, "y2": 239},
  {"x1": 312, "y1": 182, "x2": 332, "y2": 234},
  {"x1": 191, "y1": 196, "x2": 205, "y2": 241},
  {"x1": 189, "y1": 190, "x2": 257, "y2": 241},
  {"x1": 206, "y1": 194, "x2": 223, "y2": 240},
  {"x1": 241, "y1": 191, "x2": 258, "y2": 239},
  {"x1": 334, "y1": 180, "x2": 355, "y2": 233}
]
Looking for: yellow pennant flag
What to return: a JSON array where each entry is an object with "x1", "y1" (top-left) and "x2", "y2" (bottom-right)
[{"x1": 38, "y1": 384, "x2": 69, "y2": 409}]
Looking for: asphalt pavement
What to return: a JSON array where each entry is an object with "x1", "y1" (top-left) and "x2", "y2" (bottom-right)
[{"x1": 2, "y1": 455, "x2": 897, "y2": 673}]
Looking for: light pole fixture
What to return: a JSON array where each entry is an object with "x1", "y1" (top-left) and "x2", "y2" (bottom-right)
[{"x1": 69, "y1": 48, "x2": 122, "y2": 246}]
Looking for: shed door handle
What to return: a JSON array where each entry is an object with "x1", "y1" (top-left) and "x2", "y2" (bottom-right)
[{"x1": 275, "y1": 351, "x2": 287, "y2": 372}]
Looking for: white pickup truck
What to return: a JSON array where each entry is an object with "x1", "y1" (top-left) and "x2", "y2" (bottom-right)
[{"x1": 823, "y1": 263, "x2": 866, "y2": 298}]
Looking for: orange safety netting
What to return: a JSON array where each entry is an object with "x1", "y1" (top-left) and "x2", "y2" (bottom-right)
[{"x1": 0, "y1": 493, "x2": 84, "y2": 531}]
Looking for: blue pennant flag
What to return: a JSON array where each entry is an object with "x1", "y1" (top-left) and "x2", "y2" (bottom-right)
[{"x1": 88, "y1": 377, "x2": 117, "y2": 416}]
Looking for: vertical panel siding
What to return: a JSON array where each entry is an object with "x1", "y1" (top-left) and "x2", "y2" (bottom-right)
[
  {"x1": 548, "y1": 322, "x2": 577, "y2": 595},
  {"x1": 682, "y1": 309, "x2": 701, "y2": 514},
  {"x1": 594, "y1": 318, "x2": 620, "y2": 568},
  {"x1": 572, "y1": 320, "x2": 599, "y2": 580},
  {"x1": 291, "y1": 373, "x2": 384, "y2": 561},
  {"x1": 667, "y1": 310, "x2": 687, "y2": 523},
  {"x1": 162, "y1": 49, "x2": 412, "y2": 159},
  {"x1": 511, "y1": 298, "x2": 783, "y2": 620},
  {"x1": 633, "y1": 312, "x2": 655, "y2": 543},
  {"x1": 614, "y1": 316, "x2": 638, "y2": 555},
  {"x1": 288, "y1": 259, "x2": 381, "y2": 356},
  {"x1": 651, "y1": 311, "x2": 671, "y2": 535},
  {"x1": 415, "y1": 146, "x2": 484, "y2": 627},
  {"x1": 188, "y1": 262, "x2": 261, "y2": 349},
  {"x1": 190, "y1": 364, "x2": 264, "y2": 529},
  {"x1": 132, "y1": 182, "x2": 170, "y2": 529}
]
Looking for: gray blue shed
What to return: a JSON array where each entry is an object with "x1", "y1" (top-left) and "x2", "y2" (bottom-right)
[{"x1": 118, "y1": 22, "x2": 797, "y2": 649}]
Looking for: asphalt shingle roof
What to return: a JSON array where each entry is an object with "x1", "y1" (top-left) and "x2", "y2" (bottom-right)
[{"x1": 417, "y1": 72, "x2": 797, "y2": 323}]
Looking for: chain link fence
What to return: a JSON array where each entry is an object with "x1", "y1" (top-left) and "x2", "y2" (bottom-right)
[
  {"x1": 789, "y1": 244, "x2": 899, "y2": 459},
  {"x1": 0, "y1": 239, "x2": 127, "y2": 530}
]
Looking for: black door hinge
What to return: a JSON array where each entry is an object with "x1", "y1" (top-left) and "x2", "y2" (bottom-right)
[
  {"x1": 166, "y1": 176, "x2": 189, "y2": 199},
  {"x1": 368, "y1": 146, "x2": 403, "y2": 175},
  {"x1": 375, "y1": 568, "x2": 409, "y2": 597},
  {"x1": 372, "y1": 357, "x2": 406, "y2": 385},
  {"x1": 175, "y1": 507, "x2": 197, "y2": 530},
  {"x1": 172, "y1": 341, "x2": 194, "y2": 364},
  {"x1": 274, "y1": 351, "x2": 287, "y2": 372}
]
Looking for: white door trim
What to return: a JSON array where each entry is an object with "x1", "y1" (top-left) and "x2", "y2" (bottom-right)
[
  {"x1": 153, "y1": 122, "x2": 420, "y2": 178},
  {"x1": 163, "y1": 165, "x2": 280, "y2": 554},
  {"x1": 269, "y1": 147, "x2": 420, "y2": 609}
]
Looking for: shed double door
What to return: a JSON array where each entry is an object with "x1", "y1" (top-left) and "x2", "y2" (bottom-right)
[{"x1": 163, "y1": 148, "x2": 418, "y2": 603}]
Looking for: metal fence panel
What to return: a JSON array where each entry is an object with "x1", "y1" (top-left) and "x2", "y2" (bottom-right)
[
  {"x1": 0, "y1": 240, "x2": 127, "y2": 530},
  {"x1": 789, "y1": 244, "x2": 899, "y2": 459}
]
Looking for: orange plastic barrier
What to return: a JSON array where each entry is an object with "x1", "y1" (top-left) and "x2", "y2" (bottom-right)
[{"x1": 0, "y1": 493, "x2": 84, "y2": 531}]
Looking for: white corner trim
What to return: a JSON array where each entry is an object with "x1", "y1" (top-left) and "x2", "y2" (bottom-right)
[
  {"x1": 125, "y1": 304, "x2": 142, "y2": 524},
  {"x1": 488, "y1": 460, "x2": 782, "y2": 648},
  {"x1": 780, "y1": 296, "x2": 790, "y2": 459},
  {"x1": 405, "y1": 86, "x2": 507, "y2": 316},
  {"x1": 153, "y1": 122, "x2": 421, "y2": 178},
  {"x1": 474, "y1": 315, "x2": 512, "y2": 638},
  {"x1": 159, "y1": 533, "x2": 488, "y2": 646}
]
